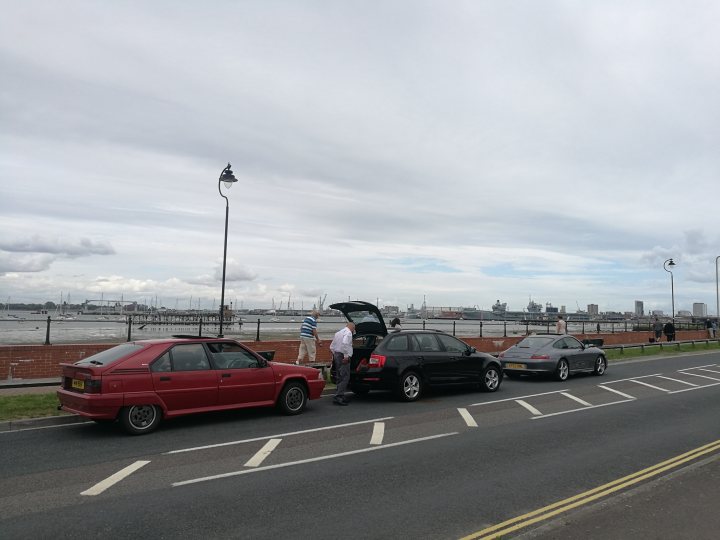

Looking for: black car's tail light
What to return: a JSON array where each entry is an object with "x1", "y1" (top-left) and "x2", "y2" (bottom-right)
[{"x1": 368, "y1": 354, "x2": 386, "y2": 368}]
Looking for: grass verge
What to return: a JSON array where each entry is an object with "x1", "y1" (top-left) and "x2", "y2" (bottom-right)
[
  {"x1": 0, "y1": 393, "x2": 66, "y2": 422},
  {"x1": 605, "y1": 340, "x2": 720, "y2": 361}
]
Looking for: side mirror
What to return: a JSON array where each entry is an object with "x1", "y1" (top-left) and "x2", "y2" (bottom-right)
[{"x1": 466, "y1": 347, "x2": 476, "y2": 355}]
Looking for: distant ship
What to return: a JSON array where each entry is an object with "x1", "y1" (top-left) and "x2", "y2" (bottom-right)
[{"x1": 527, "y1": 299, "x2": 542, "y2": 313}]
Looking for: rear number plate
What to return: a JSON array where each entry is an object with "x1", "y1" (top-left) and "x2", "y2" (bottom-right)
[
  {"x1": 71, "y1": 379, "x2": 85, "y2": 390},
  {"x1": 506, "y1": 363, "x2": 526, "y2": 369}
]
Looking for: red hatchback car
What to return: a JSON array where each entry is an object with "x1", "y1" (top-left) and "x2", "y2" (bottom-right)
[{"x1": 57, "y1": 338, "x2": 326, "y2": 435}]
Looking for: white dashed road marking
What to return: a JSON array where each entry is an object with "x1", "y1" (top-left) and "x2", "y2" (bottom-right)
[
  {"x1": 370, "y1": 422, "x2": 385, "y2": 445},
  {"x1": 173, "y1": 433, "x2": 459, "y2": 487},
  {"x1": 81, "y1": 460, "x2": 151, "y2": 496},
  {"x1": 166, "y1": 416, "x2": 394, "y2": 454},
  {"x1": 628, "y1": 379, "x2": 671, "y2": 392},
  {"x1": 656, "y1": 375, "x2": 699, "y2": 387},
  {"x1": 516, "y1": 400, "x2": 543, "y2": 416},
  {"x1": 560, "y1": 392, "x2": 592, "y2": 407},
  {"x1": 245, "y1": 439, "x2": 282, "y2": 468},
  {"x1": 681, "y1": 372, "x2": 720, "y2": 382},
  {"x1": 598, "y1": 385, "x2": 636, "y2": 400},
  {"x1": 458, "y1": 408, "x2": 478, "y2": 427}
]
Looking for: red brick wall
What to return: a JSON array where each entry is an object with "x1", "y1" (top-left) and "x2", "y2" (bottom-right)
[{"x1": 0, "y1": 330, "x2": 709, "y2": 381}]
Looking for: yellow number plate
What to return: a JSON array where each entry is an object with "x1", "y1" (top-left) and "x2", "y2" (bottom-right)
[
  {"x1": 71, "y1": 379, "x2": 85, "y2": 390},
  {"x1": 506, "y1": 363, "x2": 526, "y2": 369}
]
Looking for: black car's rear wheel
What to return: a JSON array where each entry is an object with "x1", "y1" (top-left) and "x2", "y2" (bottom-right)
[
  {"x1": 397, "y1": 371, "x2": 422, "y2": 402},
  {"x1": 593, "y1": 355, "x2": 607, "y2": 376},
  {"x1": 480, "y1": 365, "x2": 502, "y2": 392},
  {"x1": 555, "y1": 359, "x2": 570, "y2": 381},
  {"x1": 120, "y1": 404, "x2": 161, "y2": 435}
]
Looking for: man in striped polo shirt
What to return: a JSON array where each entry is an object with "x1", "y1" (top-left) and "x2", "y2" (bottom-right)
[{"x1": 296, "y1": 310, "x2": 321, "y2": 365}]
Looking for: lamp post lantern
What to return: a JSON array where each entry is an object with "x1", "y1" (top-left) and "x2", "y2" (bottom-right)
[
  {"x1": 218, "y1": 163, "x2": 237, "y2": 337},
  {"x1": 663, "y1": 258, "x2": 676, "y2": 322}
]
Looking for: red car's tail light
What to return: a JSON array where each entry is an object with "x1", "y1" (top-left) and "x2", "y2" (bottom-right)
[
  {"x1": 530, "y1": 354, "x2": 550, "y2": 360},
  {"x1": 84, "y1": 378, "x2": 103, "y2": 394},
  {"x1": 368, "y1": 354, "x2": 386, "y2": 368}
]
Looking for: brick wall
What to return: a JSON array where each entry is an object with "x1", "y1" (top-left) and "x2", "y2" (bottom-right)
[{"x1": 0, "y1": 330, "x2": 709, "y2": 381}]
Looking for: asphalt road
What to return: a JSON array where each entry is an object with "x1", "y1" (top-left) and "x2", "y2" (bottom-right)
[{"x1": 2, "y1": 352, "x2": 720, "y2": 539}]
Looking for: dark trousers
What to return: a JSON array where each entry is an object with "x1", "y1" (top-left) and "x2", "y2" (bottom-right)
[{"x1": 332, "y1": 351, "x2": 350, "y2": 401}]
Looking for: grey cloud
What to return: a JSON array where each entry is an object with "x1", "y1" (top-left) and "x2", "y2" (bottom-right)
[
  {"x1": 0, "y1": 236, "x2": 115, "y2": 257},
  {"x1": 214, "y1": 261, "x2": 257, "y2": 283},
  {"x1": 0, "y1": 252, "x2": 54, "y2": 273}
]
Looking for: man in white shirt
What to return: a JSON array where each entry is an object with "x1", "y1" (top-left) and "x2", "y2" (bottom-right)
[
  {"x1": 556, "y1": 315, "x2": 567, "y2": 334},
  {"x1": 329, "y1": 322, "x2": 355, "y2": 405}
]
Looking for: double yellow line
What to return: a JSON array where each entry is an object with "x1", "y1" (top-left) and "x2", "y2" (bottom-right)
[{"x1": 461, "y1": 438, "x2": 720, "y2": 540}]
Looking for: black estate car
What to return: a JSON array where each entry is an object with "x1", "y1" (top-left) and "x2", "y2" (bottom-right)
[{"x1": 330, "y1": 301, "x2": 503, "y2": 401}]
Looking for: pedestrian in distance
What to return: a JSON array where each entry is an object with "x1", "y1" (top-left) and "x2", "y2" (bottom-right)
[
  {"x1": 713, "y1": 320, "x2": 718, "y2": 339},
  {"x1": 329, "y1": 321, "x2": 355, "y2": 406},
  {"x1": 389, "y1": 317, "x2": 402, "y2": 331},
  {"x1": 556, "y1": 314, "x2": 567, "y2": 334},
  {"x1": 706, "y1": 319, "x2": 714, "y2": 339},
  {"x1": 663, "y1": 320, "x2": 676, "y2": 342},
  {"x1": 296, "y1": 310, "x2": 321, "y2": 365},
  {"x1": 653, "y1": 317, "x2": 663, "y2": 341}
]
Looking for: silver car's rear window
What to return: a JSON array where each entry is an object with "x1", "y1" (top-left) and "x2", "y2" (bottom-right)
[{"x1": 516, "y1": 336, "x2": 555, "y2": 348}]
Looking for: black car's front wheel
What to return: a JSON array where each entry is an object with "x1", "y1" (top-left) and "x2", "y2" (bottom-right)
[
  {"x1": 479, "y1": 365, "x2": 502, "y2": 392},
  {"x1": 555, "y1": 359, "x2": 570, "y2": 381},
  {"x1": 397, "y1": 371, "x2": 422, "y2": 402}
]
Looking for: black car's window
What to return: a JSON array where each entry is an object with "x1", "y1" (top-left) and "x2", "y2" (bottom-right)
[
  {"x1": 412, "y1": 334, "x2": 441, "y2": 352},
  {"x1": 385, "y1": 335, "x2": 409, "y2": 352},
  {"x1": 436, "y1": 334, "x2": 468, "y2": 353},
  {"x1": 151, "y1": 352, "x2": 172, "y2": 372},
  {"x1": 170, "y1": 344, "x2": 211, "y2": 371},
  {"x1": 346, "y1": 310, "x2": 380, "y2": 324},
  {"x1": 75, "y1": 343, "x2": 144, "y2": 366}
]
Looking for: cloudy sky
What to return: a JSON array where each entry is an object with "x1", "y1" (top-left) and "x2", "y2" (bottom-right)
[{"x1": 2, "y1": 1, "x2": 719, "y2": 315}]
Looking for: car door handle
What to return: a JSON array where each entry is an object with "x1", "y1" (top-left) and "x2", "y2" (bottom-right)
[
  {"x1": 159, "y1": 376, "x2": 171, "y2": 381},
  {"x1": 221, "y1": 373, "x2": 231, "y2": 378}
]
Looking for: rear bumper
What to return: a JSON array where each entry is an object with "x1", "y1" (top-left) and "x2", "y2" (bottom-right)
[
  {"x1": 350, "y1": 371, "x2": 395, "y2": 392},
  {"x1": 501, "y1": 360, "x2": 556, "y2": 374},
  {"x1": 56, "y1": 389, "x2": 123, "y2": 420}
]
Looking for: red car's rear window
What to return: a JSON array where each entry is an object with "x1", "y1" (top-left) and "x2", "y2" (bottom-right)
[{"x1": 75, "y1": 343, "x2": 145, "y2": 366}]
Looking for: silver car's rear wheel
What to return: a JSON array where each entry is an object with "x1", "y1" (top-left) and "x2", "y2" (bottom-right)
[{"x1": 555, "y1": 359, "x2": 570, "y2": 381}]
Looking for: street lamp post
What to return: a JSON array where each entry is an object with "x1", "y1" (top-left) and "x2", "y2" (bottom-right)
[
  {"x1": 663, "y1": 258, "x2": 676, "y2": 322},
  {"x1": 218, "y1": 163, "x2": 238, "y2": 337},
  {"x1": 715, "y1": 255, "x2": 719, "y2": 324}
]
